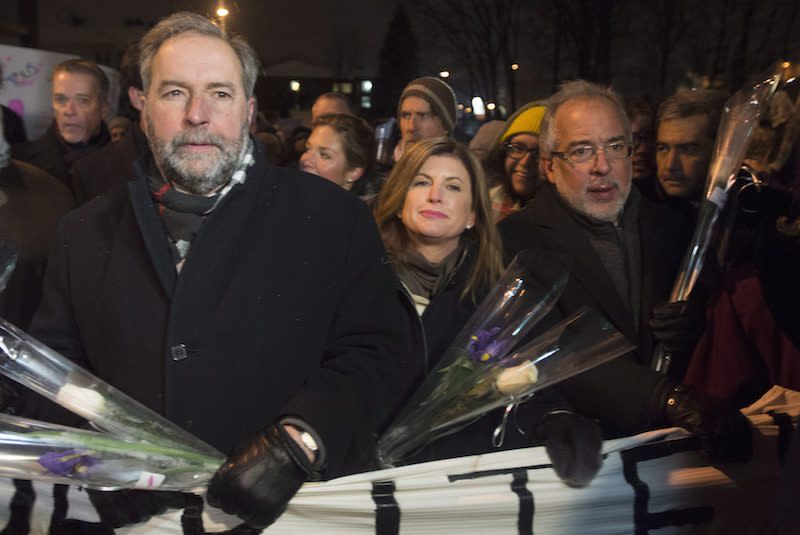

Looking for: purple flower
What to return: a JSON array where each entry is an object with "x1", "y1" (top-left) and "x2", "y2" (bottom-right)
[
  {"x1": 467, "y1": 327, "x2": 505, "y2": 363},
  {"x1": 39, "y1": 449, "x2": 98, "y2": 477}
]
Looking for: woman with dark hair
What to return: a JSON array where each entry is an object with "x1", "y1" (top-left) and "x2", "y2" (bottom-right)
[
  {"x1": 373, "y1": 138, "x2": 602, "y2": 481},
  {"x1": 483, "y1": 101, "x2": 547, "y2": 221},
  {"x1": 299, "y1": 113, "x2": 375, "y2": 193}
]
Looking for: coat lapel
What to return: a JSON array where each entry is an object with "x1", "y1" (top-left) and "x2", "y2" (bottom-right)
[{"x1": 127, "y1": 166, "x2": 177, "y2": 297}]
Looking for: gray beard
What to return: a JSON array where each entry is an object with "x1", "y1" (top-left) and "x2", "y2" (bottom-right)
[{"x1": 147, "y1": 121, "x2": 247, "y2": 195}]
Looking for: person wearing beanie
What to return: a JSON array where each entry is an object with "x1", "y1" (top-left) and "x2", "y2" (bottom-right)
[
  {"x1": 468, "y1": 120, "x2": 504, "y2": 161},
  {"x1": 395, "y1": 76, "x2": 458, "y2": 161},
  {"x1": 483, "y1": 101, "x2": 546, "y2": 221}
]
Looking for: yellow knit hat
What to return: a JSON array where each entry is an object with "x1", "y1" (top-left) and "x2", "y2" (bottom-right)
[{"x1": 500, "y1": 102, "x2": 547, "y2": 141}]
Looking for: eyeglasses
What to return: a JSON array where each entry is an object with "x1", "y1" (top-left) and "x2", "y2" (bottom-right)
[
  {"x1": 504, "y1": 142, "x2": 540, "y2": 160},
  {"x1": 550, "y1": 141, "x2": 633, "y2": 164}
]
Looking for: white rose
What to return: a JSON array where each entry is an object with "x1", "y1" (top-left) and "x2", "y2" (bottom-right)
[
  {"x1": 494, "y1": 362, "x2": 538, "y2": 396},
  {"x1": 56, "y1": 384, "x2": 106, "y2": 416}
]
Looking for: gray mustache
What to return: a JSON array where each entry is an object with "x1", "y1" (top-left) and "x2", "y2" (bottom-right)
[{"x1": 172, "y1": 131, "x2": 224, "y2": 149}]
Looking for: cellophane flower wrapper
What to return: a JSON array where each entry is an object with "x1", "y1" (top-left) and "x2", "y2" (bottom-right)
[
  {"x1": 432, "y1": 307, "x2": 636, "y2": 429},
  {"x1": 377, "y1": 250, "x2": 570, "y2": 466},
  {"x1": 0, "y1": 241, "x2": 17, "y2": 293},
  {"x1": 378, "y1": 305, "x2": 633, "y2": 466},
  {"x1": 0, "y1": 318, "x2": 224, "y2": 461},
  {"x1": 669, "y1": 62, "x2": 786, "y2": 302},
  {"x1": 0, "y1": 413, "x2": 219, "y2": 491}
]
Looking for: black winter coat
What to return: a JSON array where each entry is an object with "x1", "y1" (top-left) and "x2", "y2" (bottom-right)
[
  {"x1": 70, "y1": 124, "x2": 148, "y2": 205},
  {"x1": 396, "y1": 246, "x2": 566, "y2": 462},
  {"x1": 29, "y1": 146, "x2": 414, "y2": 477},
  {"x1": 499, "y1": 185, "x2": 693, "y2": 436}
]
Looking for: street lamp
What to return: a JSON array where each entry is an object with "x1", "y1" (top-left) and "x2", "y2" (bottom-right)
[
  {"x1": 511, "y1": 63, "x2": 520, "y2": 71},
  {"x1": 216, "y1": 2, "x2": 229, "y2": 32},
  {"x1": 439, "y1": 70, "x2": 450, "y2": 78}
]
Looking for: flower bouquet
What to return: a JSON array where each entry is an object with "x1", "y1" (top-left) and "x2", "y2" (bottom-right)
[
  {"x1": 0, "y1": 413, "x2": 219, "y2": 490},
  {"x1": 0, "y1": 319, "x2": 224, "y2": 490},
  {"x1": 377, "y1": 250, "x2": 634, "y2": 467},
  {"x1": 653, "y1": 61, "x2": 793, "y2": 372}
]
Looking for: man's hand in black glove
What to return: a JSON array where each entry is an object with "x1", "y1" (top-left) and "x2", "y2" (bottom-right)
[
  {"x1": 650, "y1": 299, "x2": 706, "y2": 355},
  {"x1": 87, "y1": 488, "x2": 189, "y2": 529},
  {"x1": 206, "y1": 423, "x2": 320, "y2": 530},
  {"x1": 663, "y1": 385, "x2": 753, "y2": 463},
  {"x1": 536, "y1": 410, "x2": 603, "y2": 488}
]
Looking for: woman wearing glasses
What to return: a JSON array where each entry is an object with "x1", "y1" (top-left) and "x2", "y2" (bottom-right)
[{"x1": 483, "y1": 101, "x2": 547, "y2": 221}]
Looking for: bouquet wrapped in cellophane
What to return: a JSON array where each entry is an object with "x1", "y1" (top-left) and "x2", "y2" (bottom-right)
[
  {"x1": 653, "y1": 60, "x2": 797, "y2": 373},
  {"x1": 0, "y1": 318, "x2": 224, "y2": 491},
  {"x1": 377, "y1": 251, "x2": 634, "y2": 467},
  {"x1": 0, "y1": 413, "x2": 220, "y2": 490}
]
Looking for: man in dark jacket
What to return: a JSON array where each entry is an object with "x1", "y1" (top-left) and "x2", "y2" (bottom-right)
[
  {"x1": 12, "y1": 59, "x2": 110, "y2": 194},
  {"x1": 499, "y1": 80, "x2": 751, "y2": 460},
  {"x1": 30, "y1": 12, "x2": 412, "y2": 532},
  {"x1": 71, "y1": 41, "x2": 149, "y2": 205}
]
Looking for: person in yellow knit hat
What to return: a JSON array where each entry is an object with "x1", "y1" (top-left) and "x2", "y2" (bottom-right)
[{"x1": 483, "y1": 101, "x2": 546, "y2": 221}]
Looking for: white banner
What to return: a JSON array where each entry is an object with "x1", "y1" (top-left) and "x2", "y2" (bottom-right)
[{"x1": 1, "y1": 386, "x2": 797, "y2": 534}]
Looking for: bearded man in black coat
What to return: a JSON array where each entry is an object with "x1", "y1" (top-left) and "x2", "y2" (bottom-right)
[
  {"x1": 499, "y1": 81, "x2": 752, "y2": 462},
  {"x1": 29, "y1": 12, "x2": 412, "y2": 533}
]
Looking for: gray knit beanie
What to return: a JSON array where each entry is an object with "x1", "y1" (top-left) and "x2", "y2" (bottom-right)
[{"x1": 397, "y1": 77, "x2": 458, "y2": 134}]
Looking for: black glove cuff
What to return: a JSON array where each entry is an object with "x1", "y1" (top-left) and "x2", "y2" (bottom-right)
[
  {"x1": 279, "y1": 416, "x2": 326, "y2": 469},
  {"x1": 274, "y1": 424, "x2": 322, "y2": 481}
]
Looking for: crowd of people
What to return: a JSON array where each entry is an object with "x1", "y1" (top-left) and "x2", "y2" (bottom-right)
[{"x1": 0, "y1": 9, "x2": 799, "y2": 533}]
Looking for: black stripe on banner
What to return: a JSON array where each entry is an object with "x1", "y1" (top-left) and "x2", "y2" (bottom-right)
[
  {"x1": 769, "y1": 411, "x2": 793, "y2": 465},
  {"x1": 448, "y1": 463, "x2": 551, "y2": 483},
  {"x1": 621, "y1": 437, "x2": 713, "y2": 533},
  {"x1": 372, "y1": 480, "x2": 400, "y2": 535},
  {"x1": 511, "y1": 469, "x2": 534, "y2": 535}
]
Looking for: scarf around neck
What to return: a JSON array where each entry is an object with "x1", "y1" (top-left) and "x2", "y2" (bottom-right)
[
  {"x1": 396, "y1": 240, "x2": 467, "y2": 308},
  {"x1": 146, "y1": 138, "x2": 254, "y2": 266}
]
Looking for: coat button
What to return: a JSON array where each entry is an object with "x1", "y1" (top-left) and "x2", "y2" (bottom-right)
[{"x1": 170, "y1": 344, "x2": 188, "y2": 361}]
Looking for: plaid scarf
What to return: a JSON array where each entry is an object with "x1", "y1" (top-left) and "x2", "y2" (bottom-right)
[{"x1": 146, "y1": 139, "x2": 254, "y2": 267}]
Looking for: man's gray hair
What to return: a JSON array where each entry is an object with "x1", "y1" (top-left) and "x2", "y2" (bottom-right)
[
  {"x1": 139, "y1": 11, "x2": 260, "y2": 98},
  {"x1": 539, "y1": 80, "x2": 630, "y2": 155},
  {"x1": 658, "y1": 89, "x2": 728, "y2": 141}
]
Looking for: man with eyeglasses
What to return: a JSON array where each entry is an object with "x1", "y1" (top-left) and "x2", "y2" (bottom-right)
[
  {"x1": 655, "y1": 89, "x2": 727, "y2": 202},
  {"x1": 499, "y1": 80, "x2": 752, "y2": 463}
]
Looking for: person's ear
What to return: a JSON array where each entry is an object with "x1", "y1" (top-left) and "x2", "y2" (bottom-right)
[
  {"x1": 128, "y1": 87, "x2": 145, "y2": 112},
  {"x1": 543, "y1": 157, "x2": 556, "y2": 184},
  {"x1": 345, "y1": 166, "x2": 364, "y2": 183}
]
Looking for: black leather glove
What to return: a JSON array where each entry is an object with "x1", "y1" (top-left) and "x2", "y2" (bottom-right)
[
  {"x1": 206, "y1": 423, "x2": 319, "y2": 530},
  {"x1": 662, "y1": 385, "x2": 753, "y2": 463},
  {"x1": 87, "y1": 488, "x2": 189, "y2": 529},
  {"x1": 536, "y1": 410, "x2": 603, "y2": 488},
  {"x1": 650, "y1": 299, "x2": 706, "y2": 355}
]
